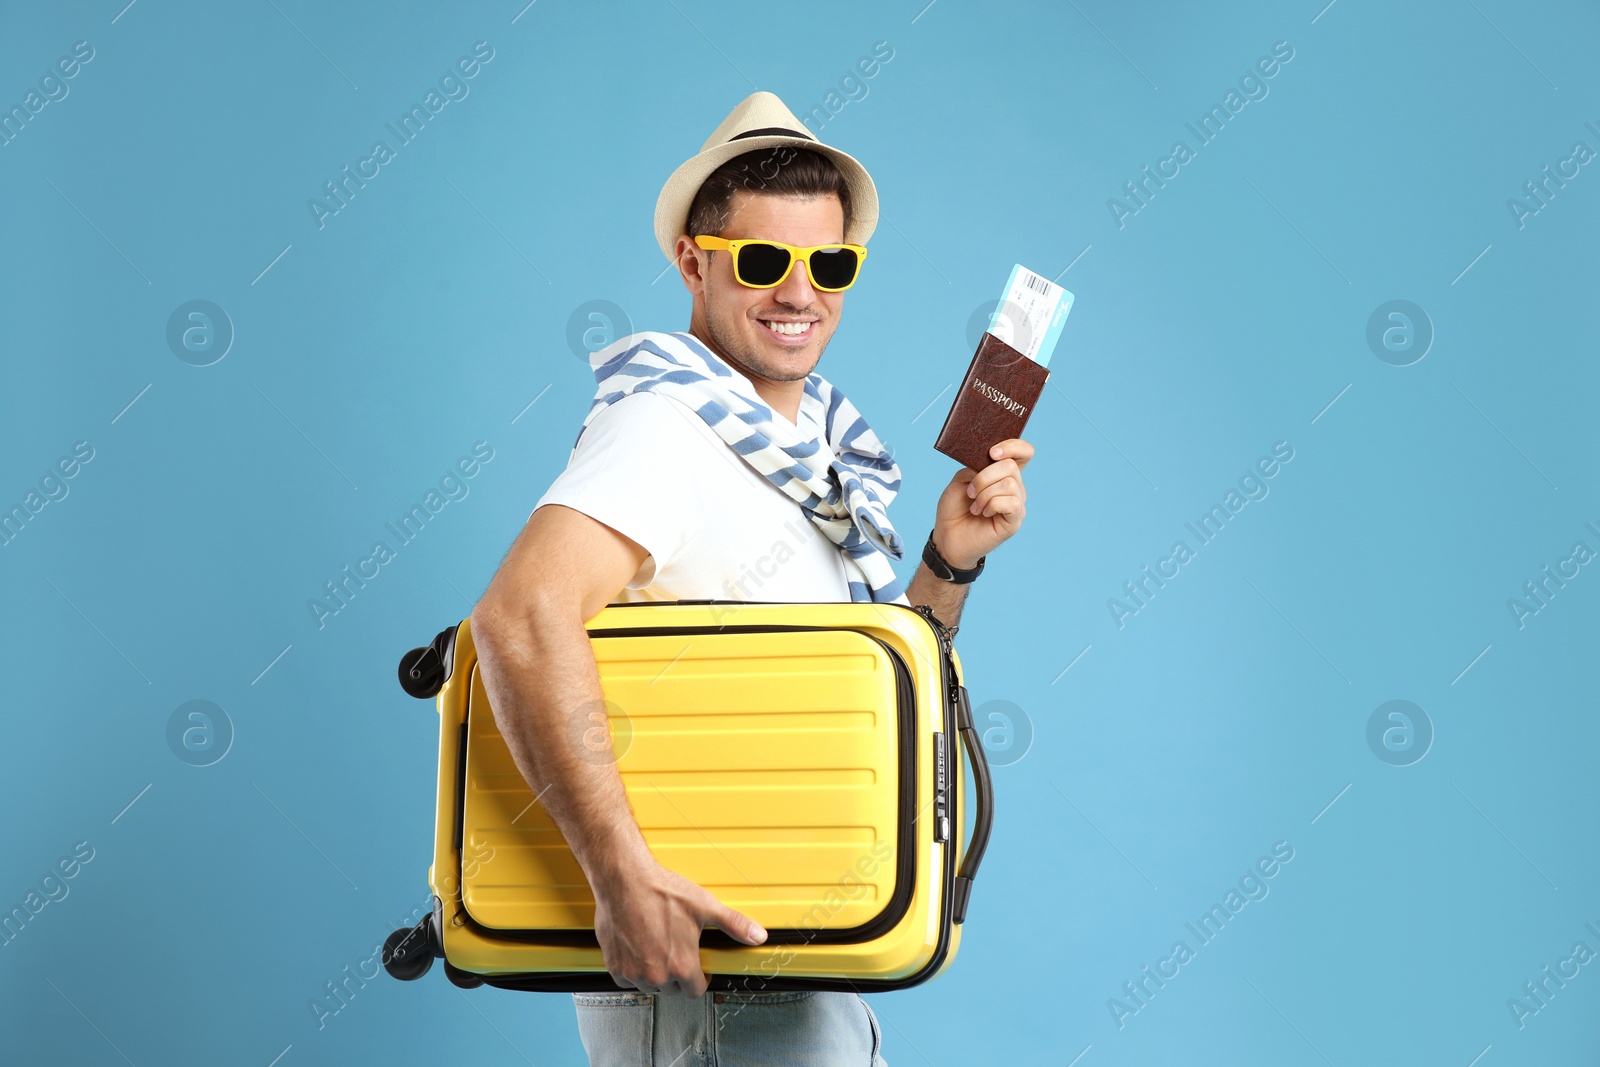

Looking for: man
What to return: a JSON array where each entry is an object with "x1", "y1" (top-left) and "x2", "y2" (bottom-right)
[{"x1": 470, "y1": 91, "x2": 1032, "y2": 1066}]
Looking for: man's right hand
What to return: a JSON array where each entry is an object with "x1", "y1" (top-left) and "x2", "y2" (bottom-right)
[{"x1": 592, "y1": 854, "x2": 768, "y2": 998}]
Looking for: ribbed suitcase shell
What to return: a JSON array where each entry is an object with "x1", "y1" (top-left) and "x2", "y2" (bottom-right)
[{"x1": 399, "y1": 599, "x2": 990, "y2": 993}]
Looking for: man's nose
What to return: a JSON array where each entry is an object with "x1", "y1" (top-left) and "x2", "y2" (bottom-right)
[{"x1": 773, "y1": 252, "x2": 818, "y2": 307}]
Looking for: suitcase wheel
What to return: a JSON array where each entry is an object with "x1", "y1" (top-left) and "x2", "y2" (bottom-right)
[
  {"x1": 443, "y1": 961, "x2": 486, "y2": 989},
  {"x1": 398, "y1": 626, "x2": 460, "y2": 698},
  {"x1": 382, "y1": 924, "x2": 435, "y2": 982},
  {"x1": 397, "y1": 646, "x2": 446, "y2": 699}
]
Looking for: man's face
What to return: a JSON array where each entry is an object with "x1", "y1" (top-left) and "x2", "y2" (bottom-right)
[{"x1": 685, "y1": 189, "x2": 848, "y2": 387}]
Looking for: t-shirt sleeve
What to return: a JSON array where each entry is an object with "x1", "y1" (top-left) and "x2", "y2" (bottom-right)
[{"x1": 532, "y1": 391, "x2": 710, "y2": 590}]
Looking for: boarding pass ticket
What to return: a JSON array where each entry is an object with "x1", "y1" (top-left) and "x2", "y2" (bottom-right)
[{"x1": 984, "y1": 264, "x2": 1074, "y2": 369}]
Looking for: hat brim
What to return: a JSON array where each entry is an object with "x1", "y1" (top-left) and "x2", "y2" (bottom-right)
[{"x1": 653, "y1": 135, "x2": 879, "y2": 264}]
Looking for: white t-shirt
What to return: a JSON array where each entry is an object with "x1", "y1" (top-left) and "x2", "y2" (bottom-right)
[{"x1": 534, "y1": 389, "x2": 904, "y2": 606}]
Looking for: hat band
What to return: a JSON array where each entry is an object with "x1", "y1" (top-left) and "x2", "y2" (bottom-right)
[{"x1": 728, "y1": 126, "x2": 816, "y2": 143}]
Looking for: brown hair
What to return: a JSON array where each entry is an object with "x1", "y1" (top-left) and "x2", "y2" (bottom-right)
[{"x1": 686, "y1": 146, "x2": 853, "y2": 241}]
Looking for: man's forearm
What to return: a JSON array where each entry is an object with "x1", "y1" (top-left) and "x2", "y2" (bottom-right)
[
  {"x1": 469, "y1": 599, "x2": 653, "y2": 885},
  {"x1": 906, "y1": 560, "x2": 972, "y2": 631}
]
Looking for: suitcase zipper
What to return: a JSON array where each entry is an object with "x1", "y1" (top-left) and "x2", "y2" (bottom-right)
[
  {"x1": 910, "y1": 604, "x2": 994, "y2": 926},
  {"x1": 913, "y1": 605, "x2": 955, "y2": 850}
]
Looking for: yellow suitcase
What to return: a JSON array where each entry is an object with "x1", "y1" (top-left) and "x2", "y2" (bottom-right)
[{"x1": 382, "y1": 599, "x2": 993, "y2": 993}]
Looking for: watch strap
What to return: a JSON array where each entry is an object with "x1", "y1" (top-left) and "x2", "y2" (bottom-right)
[{"x1": 923, "y1": 529, "x2": 985, "y2": 584}]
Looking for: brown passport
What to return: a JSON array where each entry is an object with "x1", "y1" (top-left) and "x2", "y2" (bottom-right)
[{"x1": 933, "y1": 332, "x2": 1051, "y2": 471}]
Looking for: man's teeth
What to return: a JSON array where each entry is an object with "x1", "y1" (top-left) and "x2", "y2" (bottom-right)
[{"x1": 762, "y1": 320, "x2": 812, "y2": 336}]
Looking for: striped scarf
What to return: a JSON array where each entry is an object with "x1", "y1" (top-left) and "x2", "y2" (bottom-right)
[{"x1": 575, "y1": 330, "x2": 907, "y2": 603}]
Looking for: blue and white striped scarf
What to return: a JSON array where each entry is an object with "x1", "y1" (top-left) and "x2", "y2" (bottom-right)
[{"x1": 575, "y1": 330, "x2": 907, "y2": 603}]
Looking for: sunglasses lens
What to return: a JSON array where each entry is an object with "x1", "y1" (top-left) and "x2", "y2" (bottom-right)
[
  {"x1": 807, "y1": 247, "x2": 860, "y2": 290},
  {"x1": 736, "y1": 243, "x2": 793, "y2": 286}
]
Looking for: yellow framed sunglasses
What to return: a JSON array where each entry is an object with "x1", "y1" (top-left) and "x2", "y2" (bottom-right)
[{"x1": 694, "y1": 235, "x2": 869, "y2": 292}]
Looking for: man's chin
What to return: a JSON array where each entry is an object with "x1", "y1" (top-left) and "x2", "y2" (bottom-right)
[{"x1": 755, "y1": 346, "x2": 824, "y2": 381}]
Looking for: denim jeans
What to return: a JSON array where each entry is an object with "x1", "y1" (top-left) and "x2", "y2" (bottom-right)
[{"x1": 572, "y1": 988, "x2": 888, "y2": 1066}]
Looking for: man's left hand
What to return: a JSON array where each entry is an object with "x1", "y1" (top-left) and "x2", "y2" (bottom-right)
[{"x1": 931, "y1": 438, "x2": 1033, "y2": 569}]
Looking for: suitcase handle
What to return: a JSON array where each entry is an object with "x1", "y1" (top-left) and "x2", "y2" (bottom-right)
[{"x1": 951, "y1": 684, "x2": 993, "y2": 924}]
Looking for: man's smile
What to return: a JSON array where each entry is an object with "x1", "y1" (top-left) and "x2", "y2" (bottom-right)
[{"x1": 756, "y1": 316, "x2": 818, "y2": 344}]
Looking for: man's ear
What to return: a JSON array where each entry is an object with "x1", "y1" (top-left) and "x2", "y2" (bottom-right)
[{"x1": 673, "y1": 235, "x2": 705, "y2": 295}]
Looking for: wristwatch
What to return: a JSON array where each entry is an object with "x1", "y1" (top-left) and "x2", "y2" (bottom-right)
[{"x1": 922, "y1": 529, "x2": 985, "y2": 584}]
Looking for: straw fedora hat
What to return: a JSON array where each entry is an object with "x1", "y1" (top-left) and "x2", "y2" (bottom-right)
[{"x1": 653, "y1": 90, "x2": 880, "y2": 264}]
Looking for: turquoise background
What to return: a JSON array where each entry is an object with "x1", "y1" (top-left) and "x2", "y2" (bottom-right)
[{"x1": 3, "y1": 0, "x2": 1597, "y2": 1063}]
